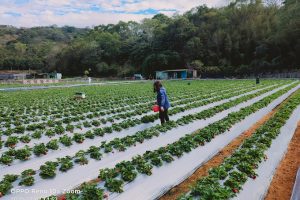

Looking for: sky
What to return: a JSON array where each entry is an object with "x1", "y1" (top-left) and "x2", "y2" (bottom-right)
[{"x1": 0, "y1": 0, "x2": 230, "y2": 28}]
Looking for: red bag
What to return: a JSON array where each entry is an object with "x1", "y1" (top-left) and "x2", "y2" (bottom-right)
[{"x1": 152, "y1": 105, "x2": 160, "y2": 112}]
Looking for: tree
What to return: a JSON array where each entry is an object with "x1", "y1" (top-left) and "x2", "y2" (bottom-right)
[
  {"x1": 0, "y1": 1, "x2": 298, "y2": 77},
  {"x1": 190, "y1": 60, "x2": 204, "y2": 71}
]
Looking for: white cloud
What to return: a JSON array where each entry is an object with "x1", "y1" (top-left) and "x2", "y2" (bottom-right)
[
  {"x1": 0, "y1": 0, "x2": 230, "y2": 27},
  {"x1": 0, "y1": 11, "x2": 150, "y2": 27}
]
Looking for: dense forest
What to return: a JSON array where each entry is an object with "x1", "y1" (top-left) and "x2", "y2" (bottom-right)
[{"x1": 0, "y1": 0, "x2": 299, "y2": 78}]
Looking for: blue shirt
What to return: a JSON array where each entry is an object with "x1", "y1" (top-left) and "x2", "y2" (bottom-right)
[{"x1": 157, "y1": 87, "x2": 170, "y2": 110}]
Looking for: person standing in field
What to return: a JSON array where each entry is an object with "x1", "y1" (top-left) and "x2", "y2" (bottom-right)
[{"x1": 154, "y1": 81, "x2": 170, "y2": 124}]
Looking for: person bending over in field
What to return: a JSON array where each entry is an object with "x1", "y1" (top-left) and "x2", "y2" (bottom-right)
[{"x1": 154, "y1": 81, "x2": 170, "y2": 124}]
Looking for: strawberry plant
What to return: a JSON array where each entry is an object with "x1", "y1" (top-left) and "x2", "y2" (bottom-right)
[
  {"x1": 45, "y1": 129, "x2": 55, "y2": 137},
  {"x1": 33, "y1": 143, "x2": 48, "y2": 156},
  {"x1": 5, "y1": 136, "x2": 18, "y2": 147},
  {"x1": 167, "y1": 145, "x2": 184, "y2": 158},
  {"x1": 115, "y1": 161, "x2": 137, "y2": 182},
  {"x1": 39, "y1": 161, "x2": 58, "y2": 179},
  {"x1": 3, "y1": 174, "x2": 19, "y2": 183},
  {"x1": 54, "y1": 125, "x2": 65, "y2": 135},
  {"x1": 46, "y1": 139, "x2": 59, "y2": 150},
  {"x1": 112, "y1": 124, "x2": 122, "y2": 132},
  {"x1": 0, "y1": 175, "x2": 16, "y2": 196},
  {"x1": 15, "y1": 146, "x2": 32, "y2": 160},
  {"x1": 88, "y1": 146, "x2": 102, "y2": 160},
  {"x1": 81, "y1": 183, "x2": 104, "y2": 200},
  {"x1": 103, "y1": 127, "x2": 113, "y2": 134},
  {"x1": 0, "y1": 154, "x2": 13, "y2": 165},
  {"x1": 150, "y1": 156, "x2": 163, "y2": 167},
  {"x1": 94, "y1": 128, "x2": 104, "y2": 136},
  {"x1": 58, "y1": 156, "x2": 74, "y2": 172},
  {"x1": 85, "y1": 130, "x2": 95, "y2": 139},
  {"x1": 83, "y1": 121, "x2": 92, "y2": 128},
  {"x1": 19, "y1": 176, "x2": 35, "y2": 186},
  {"x1": 74, "y1": 151, "x2": 88, "y2": 165},
  {"x1": 103, "y1": 145, "x2": 113, "y2": 153},
  {"x1": 73, "y1": 133, "x2": 85, "y2": 143},
  {"x1": 47, "y1": 120, "x2": 55, "y2": 127},
  {"x1": 87, "y1": 114, "x2": 94, "y2": 119},
  {"x1": 221, "y1": 162, "x2": 234, "y2": 172},
  {"x1": 63, "y1": 118, "x2": 71, "y2": 124},
  {"x1": 209, "y1": 166, "x2": 228, "y2": 180},
  {"x1": 65, "y1": 193, "x2": 80, "y2": 200},
  {"x1": 135, "y1": 162, "x2": 152, "y2": 176},
  {"x1": 104, "y1": 178, "x2": 124, "y2": 193},
  {"x1": 237, "y1": 162, "x2": 257, "y2": 178},
  {"x1": 2, "y1": 129, "x2": 12, "y2": 136},
  {"x1": 121, "y1": 169, "x2": 137, "y2": 182},
  {"x1": 141, "y1": 115, "x2": 156, "y2": 123},
  {"x1": 0, "y1": 181, "x2": 13, "y2": 195},
  {"x1": 66, "y1": 124, "x2": 75, "y2": 132},
  {"x1": 91, "y1": 120, "x2": 101, "y2": 127},
  {"x1": 59, "y1": 135, "x2": 72, "y2": 146},
  {"x1": 14, "y1": 126, "x2": 25, "y2": 134},
  {"x1": 21, "y1": 169, "x2": 36, "y2": 177},
  {"x1": 188, "y1": 177, "x2": 232, "y2": 200},
  {"x1": 19, "y1": 135, "x2": 31, "y2": 143},
  {"x1": 31, "y1": 130, "x2": 42, "y2": 139},
  {"x1": 100, "y1": 118, "x2": 107, "y2": 124},
  {"x1": 75, "y1": 124, "x2": 82, "y2": 129},
  {"x1": 107, "y1": 117, "x2": 114, "y2": 123},
  {"x1": 99, "y1": 168, "x2": 118, "y2": 180}
]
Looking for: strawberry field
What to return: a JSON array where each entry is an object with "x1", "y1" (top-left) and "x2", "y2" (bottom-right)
[{"x1": 0, "y1": 79, "x2": 300, "y2": 200}]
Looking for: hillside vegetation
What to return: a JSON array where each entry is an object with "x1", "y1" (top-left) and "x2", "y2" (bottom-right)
[{"x1": 0, "y1": 0, "x2": 299, "y2": 77}]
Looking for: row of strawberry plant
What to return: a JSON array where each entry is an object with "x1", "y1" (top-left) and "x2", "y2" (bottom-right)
[
  {"x1": 0, "y1": 81, "x2": 253, "y2": 132},
  {"x1": 89, "y1": 83, "x2": 298, "y2": 194},
  {"x1": 0, "y1": 82, "x2": 252, "y2": 136},
  {"x1": 0, "y1": 80, "x2": 281, "y2": 130},
  {"x1": 0, "y1": 82, "x2": 266, "y2": 149},
  {"x1": 0, "y1": 173, "x2": 105, "y2": 200},
  {"x1": 0, "y1": 83, "x2": 280, "y2": 165},
  {"x1": 0, "y1": 82, "x2": 294, "y2": 198},
  {"x1": 177, "y1": 89, "x2": 300, "y2": 200},
  {"x1": 1, "y1": 80, "x2": 238, "y2": 126}
]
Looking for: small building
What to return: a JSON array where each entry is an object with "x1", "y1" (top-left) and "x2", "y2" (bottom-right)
[
  {"x1": 0, "y1": 74, "x2": 14, "y2": 80},
  {"x1": 49, "y1": 72, "x2": 62, "y2": 79},
  {"x1": 155, "y1": 69, "x2": 197, "y2": 80},
  {"x1": 35, "y1": 72, "x2": 62, "y2": 79},
  {"x1": 133, "y1": 74, "x2": 143, "y2": 80},
  {"x1": 0, "y1": 70, "x2": 30, "y2": 80}
]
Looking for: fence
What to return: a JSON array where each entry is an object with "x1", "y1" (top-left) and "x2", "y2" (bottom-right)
[{"x1": 247, "y1": 71, "x2": 300, "y2": 79}]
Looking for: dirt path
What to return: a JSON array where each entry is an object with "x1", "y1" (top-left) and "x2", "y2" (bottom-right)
[
  {"x1": 160, "y1": 102, "x2": 286, "y2": 200},
  {"x1": 264, "y1": 121, "x2": 300, "y2": 200}
]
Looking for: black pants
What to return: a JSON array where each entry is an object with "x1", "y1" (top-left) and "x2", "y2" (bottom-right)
[{"x1": 159, "y1": 109, "x2": 169, "y2": 124}]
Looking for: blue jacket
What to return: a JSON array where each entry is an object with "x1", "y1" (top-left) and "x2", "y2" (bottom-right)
[{"x1": 157, "y1": 87, "x2": 170, "y2": 110}]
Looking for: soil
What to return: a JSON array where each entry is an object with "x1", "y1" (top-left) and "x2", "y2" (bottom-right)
[
  {"x1": 264, "y1": 121, "x2": 300, "y2": 200},
  {"x1": 159, "y1": 106, "x2": 282, "y2": 200}
]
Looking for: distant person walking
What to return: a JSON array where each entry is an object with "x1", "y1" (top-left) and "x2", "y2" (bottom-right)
[
  {"x1": 256, "y1": 76, "x2": 260, "y2": 84},
  {"x1": 154, "y1": 81, "x2": 170, "y2": 124}
]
